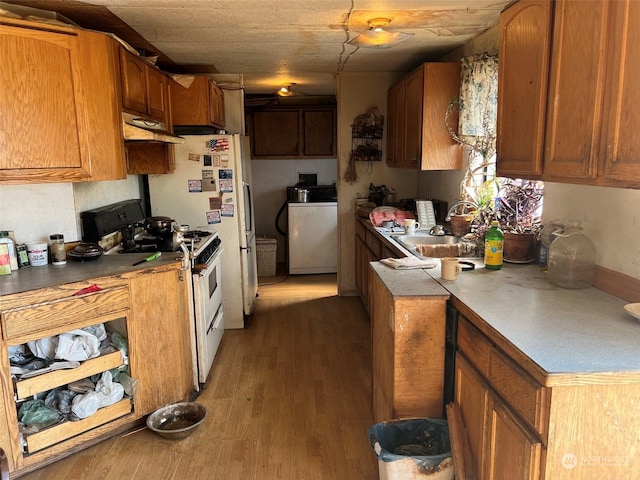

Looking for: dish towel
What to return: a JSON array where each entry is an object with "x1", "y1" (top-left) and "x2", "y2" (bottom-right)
[{"x1": 380, "y1": 257, "x2": 437, "y2": 270}]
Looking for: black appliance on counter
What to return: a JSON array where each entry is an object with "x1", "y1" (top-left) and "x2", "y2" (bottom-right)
[
  {"x1": 80, "y1": 200, "x2": 176, "y2": 253},
  {"x1": 286, "y1": 184, "x2": 337, "y2": 203}
]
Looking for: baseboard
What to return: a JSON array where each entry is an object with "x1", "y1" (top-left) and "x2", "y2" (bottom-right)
[{"x1": 593, "y1": 265, "x2": 640, "y2": 303}]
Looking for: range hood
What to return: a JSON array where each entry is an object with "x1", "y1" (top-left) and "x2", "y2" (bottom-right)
[{"x1": 122, "y1": 112, "x2": 185, "y2": 144}]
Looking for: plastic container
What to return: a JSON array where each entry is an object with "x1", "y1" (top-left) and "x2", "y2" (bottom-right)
[
  {"x1": 484, "y1": 221, "x2": 504, "y2": 270},
  {"x1": 49, "y1": 234, "x2": 67, "y2": 265},
  {"x1": 548, "y1": 220, "x2": 596, "y2": 289},
  {"x1": 0, "y1": 231, "x2": 18, "y2": 271},
  {"x1": 256, "y1": 235, "x2": 277, "y2": 276},
  {"x1": 26, "y1": 242, "x2": 48, "y2": 267},
  {"x1": 368, "y1": 418, "x2": 453, "y2": 480}
]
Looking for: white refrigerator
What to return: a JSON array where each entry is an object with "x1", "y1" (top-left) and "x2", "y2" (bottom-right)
[{"x1": 148, "y1": 134, "x2": 258, "y2": 329}]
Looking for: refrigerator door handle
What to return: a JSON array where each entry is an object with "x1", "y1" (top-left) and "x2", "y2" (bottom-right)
[{"x1": 244, "y1": 181, "x2": 253, "y2": 233}]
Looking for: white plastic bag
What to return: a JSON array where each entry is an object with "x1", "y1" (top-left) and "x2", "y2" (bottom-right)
[
  {"x1": 55, "y1": 329, "x2": 101, "y2": 361},
  {"x1": 71, "y1": 391, "x2": 102, "y2": 419},
  {"x1": 95, "y1": 371, "x2": 124, "y2": 407},
  {"x1": 27, "y1": 336, "x2": 59, "y2": 360},
  {"x1": 82, "y1": 324, "x2": 107, "y2": 342},
  {"x1": 70, "y1": 371, "x2": 124, "y2": 419}
]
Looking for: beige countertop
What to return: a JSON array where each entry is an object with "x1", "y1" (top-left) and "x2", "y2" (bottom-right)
[
  {"x1": 0, "y1": 252, "x2": 185, "y2": 296},
  {"x1": 369, "y1": 225, "x2": 640, "y2": 381}
]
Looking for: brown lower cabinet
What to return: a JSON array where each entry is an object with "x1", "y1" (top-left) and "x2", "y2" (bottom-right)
[
  {"x1": 455, "y1": 312, "x2": 640, "y2": 479},
  {"x1": 370, "y1": 263, "x2": 448, "y2": 424},
  {"x1": 0, "y1": 262, "x2": 193, "y2": 476},
  {"x1": 355, "y1": 219, "x2": 400, "y2": 313}
]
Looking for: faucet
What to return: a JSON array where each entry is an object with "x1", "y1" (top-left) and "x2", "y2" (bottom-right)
[{"x1": 445, "y1": 201, "x2": 478, "y2": 221}]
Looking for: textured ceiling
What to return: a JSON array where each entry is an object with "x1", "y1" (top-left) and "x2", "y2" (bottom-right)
[{"x1": 7, "y1": 0, "x2": 513, "y2": 95}]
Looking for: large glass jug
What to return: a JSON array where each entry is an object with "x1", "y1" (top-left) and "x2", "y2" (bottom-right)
[{"x1": 548, "y1": 220, "x2": 596, "y2": 289}]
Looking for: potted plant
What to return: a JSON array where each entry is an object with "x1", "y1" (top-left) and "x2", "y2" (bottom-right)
[{"x1": 495, "y1": 179, "x2": 544, "y2": 262}]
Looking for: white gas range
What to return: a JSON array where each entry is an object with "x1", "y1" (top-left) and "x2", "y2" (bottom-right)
[{"x1": 183, "y1": 229, "x2": 224, "y2": 388}]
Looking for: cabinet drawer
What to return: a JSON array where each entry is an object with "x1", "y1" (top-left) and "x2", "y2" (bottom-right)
[
  {"x1": 457, "y1": 316, "x2": 491, "y2": 377},
  {"x1": 24, "y1": 398, "x2": 132, "y2": 453},
  {"x1": 2, "y1": 286, "x2": 129, "y2": 340},
  {"x1": 489, "y1": 348, "x2": 549, "y2": 436},
  {"x1": 14, "y1": 351, "x2": 124, "y2": 400}
]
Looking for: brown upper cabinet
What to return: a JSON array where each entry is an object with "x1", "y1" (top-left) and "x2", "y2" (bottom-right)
[
  {"x1": 0, "y1": 19, "x2": 126, "y2": 184},
  {"x1": 497, "y1": 0, "x2": 640, "y2": 189},
  {"x1": 119, "y1": 48, "x2": 169, "y2": 123},
  {"x1": 386, "y1": 63, "x2": 462, "y2": 170},
  {"x1": 248, "y1": 107, "x2": 336, "y2": 159},
  {"x1": 170, "y1": 76, "x2": 225, "y2": 129}
]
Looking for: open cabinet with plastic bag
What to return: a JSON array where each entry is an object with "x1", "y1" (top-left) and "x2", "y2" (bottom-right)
[{"x1": 0, "y1": 277, "x2": 135, "y2": 473}]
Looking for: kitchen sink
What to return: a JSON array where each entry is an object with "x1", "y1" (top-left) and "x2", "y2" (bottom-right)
[
  {"x1": 393, "y1": 234, "x2": 460, "y2": 246},
  {"x1": 389, "y1": 232, "x2": 473, "y2": 258}
]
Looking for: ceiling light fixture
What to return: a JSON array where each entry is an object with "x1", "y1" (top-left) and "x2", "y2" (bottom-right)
[{"x1": 348, "y1": 18, "x2": 414, "y2": 49}]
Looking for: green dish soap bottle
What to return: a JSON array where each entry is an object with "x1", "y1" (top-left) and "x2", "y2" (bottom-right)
[{"x1": 484, "y1": 220, "x2": 504, "y2": 270}]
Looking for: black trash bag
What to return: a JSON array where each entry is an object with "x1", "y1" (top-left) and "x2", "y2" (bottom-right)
[{"x1": 368, "y1": 418, "x2": 451, "y2": 474}]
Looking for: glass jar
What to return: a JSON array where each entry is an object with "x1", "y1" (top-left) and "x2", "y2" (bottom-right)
[
  {"x1": 548, "y1": 220, "x2": 595, "y2": 289},
  {"x1": 49, "y1": 234, "x2": 67, "y2": 265}
]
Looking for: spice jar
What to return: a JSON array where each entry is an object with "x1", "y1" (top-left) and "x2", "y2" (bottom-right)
[{"x1": 49, "y1": 234, "x2": 67, "y2": 265}]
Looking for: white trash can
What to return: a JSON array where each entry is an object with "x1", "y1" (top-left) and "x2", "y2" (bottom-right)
[{"x1": 256, "y1": 235, "x2": 277, "y2": 276}]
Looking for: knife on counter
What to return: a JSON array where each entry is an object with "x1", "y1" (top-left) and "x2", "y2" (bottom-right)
[{"x1": 133, "y1": 251, "x2": 161, "y2": 266}]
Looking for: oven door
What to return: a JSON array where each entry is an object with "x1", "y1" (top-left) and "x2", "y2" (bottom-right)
[{"x1": 192, "y1": 246, "x2": 224, "y2": 384}]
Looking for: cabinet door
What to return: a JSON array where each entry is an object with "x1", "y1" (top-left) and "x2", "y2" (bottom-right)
[
  {"x1": 250, "y1": 110, "x2": 300, "y2": 157},
  {"x1": 386, "y1": 82, "x2": 405, "y2": 167},
  {"x1": 0, "y1": 25, "x2": 87, "y2": 177},
  {"x1": 542, "y1": 0, "x2": 610, "y2": 181},
  {"x1": 302, "y1": 109, "x2": 335, "y2": 157},
  {"x1": 599, "y1": 0, "x2": 640, "y2": 187},
  {"x1": 455, "y1": 353, "x2": 489, "y2": 478},
  {"x1": 403, "y1": 66, "x2": 425, "y2": 169},
  {"x1": 209, "y1": 81, "x2": 225, "y2": 128},
  {"x1": 120, "y1": 49, "x2": 148, "y2": 115},
  {"x1": 146, "y1": 66, "x2": 167, "y2": 122},
  {"x1": 420, "y1": 63, "x2": 462, "y2": 171},
  {"x1": 497, "y1": 0, "x2": 552, "y2": 178},
  {"x1": 485, "y1": 394, "x2": 543, "y2": 480},
  {"x1": 128, "y1": 268, "x2": 193, "y2": 415}
]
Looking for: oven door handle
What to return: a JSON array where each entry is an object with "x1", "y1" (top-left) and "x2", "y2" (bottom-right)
[{"x1": 207, "y1": 305, "x2": 223, "y2": 334}]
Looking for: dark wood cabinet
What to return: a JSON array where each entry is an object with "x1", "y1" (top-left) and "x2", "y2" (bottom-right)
[{"x1": 248, "y1": 107, "x2": 336, "y2": 159}]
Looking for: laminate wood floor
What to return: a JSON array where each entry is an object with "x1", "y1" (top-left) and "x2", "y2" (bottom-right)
[{"x1": 19, "y1": 274, "x2": 378, "y2": 479}]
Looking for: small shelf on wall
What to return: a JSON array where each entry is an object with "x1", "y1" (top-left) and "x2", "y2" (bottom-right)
[{"x1": 351, "y1": 107, "x2": 384, "y2": 162}]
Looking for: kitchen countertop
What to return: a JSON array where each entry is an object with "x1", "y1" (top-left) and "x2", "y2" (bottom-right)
[
  {"x1": 370, "y1": 225, "x2": 640, "y2": 385},
  {"x1": 0, "y1": 252, "x2": 185, "y2": 296}
]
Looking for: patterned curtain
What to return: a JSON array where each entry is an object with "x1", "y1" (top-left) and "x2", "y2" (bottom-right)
[{"x1": 458, "y1": 53, "x2": 498, "y2": 138}]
